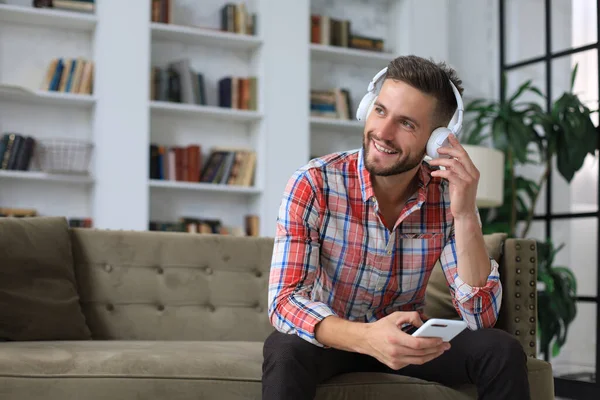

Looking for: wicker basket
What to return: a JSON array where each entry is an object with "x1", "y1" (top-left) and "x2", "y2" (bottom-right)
[{"x1": 34, "y1": 138, "x2": 93, "y2": 175}]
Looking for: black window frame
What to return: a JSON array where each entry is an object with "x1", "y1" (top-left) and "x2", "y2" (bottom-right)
[{"x1": 499, "y1": 0, "x2": 600, "y2": 398}]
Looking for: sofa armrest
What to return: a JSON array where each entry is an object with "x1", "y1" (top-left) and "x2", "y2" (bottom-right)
[{"x1": 495, "y1": 238, "x2": 538, "y2": 357}]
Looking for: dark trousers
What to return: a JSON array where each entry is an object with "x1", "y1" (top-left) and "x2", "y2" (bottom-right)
[{"x1": 262, "y1": 327, "x2": 531, "y2": 400}]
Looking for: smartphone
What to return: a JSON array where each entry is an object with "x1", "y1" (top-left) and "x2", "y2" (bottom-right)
[{"x1": 411, "y1": 318, "x2": 467, "y2": 342}]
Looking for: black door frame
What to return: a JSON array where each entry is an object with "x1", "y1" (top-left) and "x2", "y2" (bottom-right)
[{"x1": 499, "y1": 0, "x2": 600, "y2": 398}]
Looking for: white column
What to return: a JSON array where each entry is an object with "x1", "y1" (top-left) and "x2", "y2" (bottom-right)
[
  {"x1": 91, "y1": 0, "x2": 150, "y2": 230},
  {"x1": 389, "y1": 0, "x2": 450, "y2": 60},
  {"x1": 256, "y1": 0, "x2": 310, "y2": 237}
]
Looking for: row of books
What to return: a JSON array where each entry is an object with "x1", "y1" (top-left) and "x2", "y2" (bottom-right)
[
  {"x1": 0, "y1": 133, "x2": 36, "y2": 171},
  {"x1": 40, "y1": 57, "x2": 94, "y2": 94},
  {"x1": 310, "y1": 88, "x2": 353, "y2": 120},
  {"x1": 150, "y1": 1, "x2": 257, "y2": 36},
  {"x1": 149, "y1": 144, "x2": 256, "y2": 187},
  {"x1": 149, "y1": 214, "x2": 259, "y2": 236},
  {"x1": 33, "y1": 0, "x2": 95, "y2": 13},
  {"x1": 220, "y1": 2, "x2": 257, "y2": 35},
  {"x1": 150, "y1": 60, "x2": 257, "y2": 110},
  {"x1": 0, "y1": 208, "x2": 93, "y2": 227},
  {"x1": 310, "y1": 14, "x2": 385, "y2": 52}
]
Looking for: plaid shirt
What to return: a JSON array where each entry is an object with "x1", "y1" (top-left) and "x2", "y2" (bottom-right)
[{"x1": 268, "y1": 148, "x2": 502, "y2": 346}]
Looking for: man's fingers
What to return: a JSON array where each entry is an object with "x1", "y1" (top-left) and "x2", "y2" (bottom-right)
[
  {"x1": 399, "y1": 334, "x2": 445, "y2": 350},
  {"x1": 393, "y1": 311, "x2": 424, "y2": 328},
  {"x1": 399, "y1": 351, "x2": 446, "y2": 367},
  {"x1": 399, "y1": 342, "x2": 450, "y2": 357}
]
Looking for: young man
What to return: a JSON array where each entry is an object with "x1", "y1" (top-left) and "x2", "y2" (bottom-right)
[{"x1": 263, "y1": 55, "x2": 530, "y2": 400}]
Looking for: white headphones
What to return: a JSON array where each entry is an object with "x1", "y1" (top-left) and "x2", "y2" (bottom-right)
[{"x1": 356, "y1": 66, "x2": 464, "y2": 159}]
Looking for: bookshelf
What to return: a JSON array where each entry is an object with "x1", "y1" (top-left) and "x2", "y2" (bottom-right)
[
  {"x1": 149, "y1": 179, "x2": 261, "y2": 195},
  {"x1": 308, "y1": 0, "x2": 404, "y2": 159},
  {"x1": 310, "y1": 43, "x2": 394, "y2": 67},
  {"x1": 150, "y1": 22, "x2": 262, "y2": 50},
  {"x1": 0, "y1": 84, "x2": 95, "y2": 108},
  {"x1": 149, "y1": 100, "x2": 262, "y2": 122},
  {"x1": 0, "y1": 0, "x2": 464, "y2": 237},
  {"x1": 0, "y1": 169, "x2": 93, "y2": 184},
  {"x1": 0, "y1": 0, "x2": 96, "y2": 224},
  {"x1": 0, "y1": 2, "x2": 96, "y2": 31}
]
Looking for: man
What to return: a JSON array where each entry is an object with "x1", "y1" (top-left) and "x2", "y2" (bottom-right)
[{"x1": 262, "y1": 55, "x2": 530, "y2": 400}]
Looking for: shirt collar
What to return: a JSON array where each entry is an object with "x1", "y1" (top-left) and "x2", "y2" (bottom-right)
[{"x1": 357, "y1": 147, "x2": 433, "y2": 204}]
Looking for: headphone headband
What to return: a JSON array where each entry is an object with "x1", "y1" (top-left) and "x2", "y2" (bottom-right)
[{"x1": 364, "y1": 67, "x2": 464, "y2": 133}]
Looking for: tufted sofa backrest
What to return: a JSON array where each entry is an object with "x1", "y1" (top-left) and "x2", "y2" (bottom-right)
[{"x1": 70, "y1": 228, "x2": 275, "y2": 341}]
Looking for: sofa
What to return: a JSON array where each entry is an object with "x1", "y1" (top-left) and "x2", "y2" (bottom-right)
[{"x1": 0, "y1": 217, "x2": 554, "y2": 399}]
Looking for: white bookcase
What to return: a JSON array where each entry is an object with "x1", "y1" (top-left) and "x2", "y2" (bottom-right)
[{"x1": 0, "y1": 0, "x2": 479, "y2": 237}]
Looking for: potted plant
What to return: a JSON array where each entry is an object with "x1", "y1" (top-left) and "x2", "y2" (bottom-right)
[{"x1": 462, "y1": 64, "x2": 597, "y2": 361}]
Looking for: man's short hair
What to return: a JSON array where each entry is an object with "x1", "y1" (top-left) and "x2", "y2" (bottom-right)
[{"x1": 385, "y1": 55, "x2": 464, "y2": 128}]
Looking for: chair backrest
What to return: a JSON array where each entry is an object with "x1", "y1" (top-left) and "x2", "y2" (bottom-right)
[
  {"x1": 70, "y1": 228, "x2": 275, "y2": 341},
  {"x1": 71, "y1": 227, "x2": 507, "y2": 342}
]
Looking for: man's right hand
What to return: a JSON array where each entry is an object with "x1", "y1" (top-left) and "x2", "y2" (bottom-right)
[{"x1": 361, "y1": 311, "x2": 451, "y2": 370}]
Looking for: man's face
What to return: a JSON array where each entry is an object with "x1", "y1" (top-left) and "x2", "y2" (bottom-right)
[{"x1": 362, "y1": 79, "x2": 437, "y2": 177}]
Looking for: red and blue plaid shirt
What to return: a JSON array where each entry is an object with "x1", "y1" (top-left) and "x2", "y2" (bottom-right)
[{"x1": 268, "y1": 148, "x2": 502, "y2": 346}]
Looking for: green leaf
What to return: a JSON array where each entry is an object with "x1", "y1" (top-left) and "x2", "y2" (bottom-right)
[{"x1": 570, "y1": 63, "x2": 578, "y2": 92}]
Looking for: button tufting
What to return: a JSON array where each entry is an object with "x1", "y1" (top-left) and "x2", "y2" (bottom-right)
[
  {"x1": 255, "y1": 270, "x2": 263, "y2": 278},
  {"x1": 156, "y1": 267, "x2": 164, "y2": 275},
  {"x1": 530, "y1": 293, "x2": 535, "y2": 298},
  {"x1": 530, "y1": 330, "x2": 535, "y2": 335},
  {"x1": 530, "y1": 257, "x2": 535, "y2": 263},
  {"x1": 529, "y1": 281, "x2": 535, "y2": 287},
  {"x1": 206, "y1": 304, "x2": 215, "y2": 312},
  {"x1": 516, "y1": 256, "x2": 521, "y2": 262},
  {"x1": 104, "y1": 263, "x2": 112, "y2": 273},
  {"x1": 205, "y1": 267, "x2": 213, "y2": 275},
  {"x1": 530, "y1": 244, "x2": 535, "y2": 251},
  {"x1": 516, "y1": 244, "x2": 521, "y2": 250},
  {"x1": 515, "y1": 317, "x2": 520, "y2": 323},
  {"x1": 515, "y1": 330, "x2": 520, "y2": 336},
  {"x1": 106, "y1": 303, "x2": 114, "y2": 311},
  {"x1": 515, "y1": 280, "x2": 521, "y2": 286},
  {"x1": 515, "y1": 305, "x2": 520, "y2": 310},
  {"x1": 529, "y1": 304, "x2": 534, "y2": 310},
  {"x1": 515, "y1": 293, "x2": 521, "y2": 298},
  {"x1": 529, "y1": 342, "x2": 535, "y2": 347},
  {"x1": 516, "y1": 268, "x2": 521, "y2": 274},
  {"x1": 529, "y1": 317, "x2": 535, "y2": 323},
  {"x1": 530, "y1": 268, "x2": 535, "y2": 275},
  {"x1": 157, "y1": 304, "x2": 165, "y2": 311}
]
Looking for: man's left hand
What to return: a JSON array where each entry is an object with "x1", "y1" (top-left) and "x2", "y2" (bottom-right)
[{"x1": 428, "y1": 134, "x2": 480, "y2": 220}]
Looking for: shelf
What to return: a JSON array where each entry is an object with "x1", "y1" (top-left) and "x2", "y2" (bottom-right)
[
  {"x1": 310, "y1": 43, "x2": 393, "y2": 67},
  {"x1": 150, "y1": 101, "x2": 261, "y2": 122},
  {"x1": 151, "y1": 22, "x2": 262, "y2": 51},
  {"x1": 310, "y1": 116, "x2": 364, "y2": 133},
  {"x1": 0, "y1": 84, "x2": 95, "y2": 108},
  {"x1": 0, "y1": 4, "x2": 96, "y2": 32},
  {"x1": 0, "y1": 170, "x2": 93, "y2": 185},
  {"x1": 149, "y1": 179, "x2": 261, "y2": 195}
]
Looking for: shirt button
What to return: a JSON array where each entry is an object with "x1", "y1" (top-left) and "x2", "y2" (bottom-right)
[{"x1": 387, "y1": 250, "x2": 392, "y2": 255}]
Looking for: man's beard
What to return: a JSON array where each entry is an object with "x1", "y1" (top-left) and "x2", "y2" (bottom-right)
[{"x1": 362, "y1": 133, "x2": 424, "y2": 176}]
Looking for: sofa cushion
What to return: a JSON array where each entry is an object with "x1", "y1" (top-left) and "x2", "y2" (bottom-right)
[
  {"x1": 424, "y1": 232, "x2": 507, "y2": 320},
  {"x1": 0, "y1": 340, "x2": 553, "y2": 400},
  {"x1": 0, "y1": 217, "x2": 91, "y2": 340}
]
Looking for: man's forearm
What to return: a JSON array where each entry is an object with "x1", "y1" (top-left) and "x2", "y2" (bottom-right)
[
  {"x1": 454, "y1": 213, "x2": 492, "y2": 287},
  {"x1": 314, "y1": 316, "x2": 369, "y2": 354}
]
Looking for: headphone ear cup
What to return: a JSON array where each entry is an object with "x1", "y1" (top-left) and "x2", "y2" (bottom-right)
[
  {"x1": 356, "y1": 92, "x2": 376, "y2": 121},
  {"x1": 427, "y1": 127, "x2": 452, "y2": 159}
]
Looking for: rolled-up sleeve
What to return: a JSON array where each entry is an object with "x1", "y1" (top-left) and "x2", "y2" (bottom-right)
[{"x1": 438, "y1": 229, "x2": 503, "y2": 330}]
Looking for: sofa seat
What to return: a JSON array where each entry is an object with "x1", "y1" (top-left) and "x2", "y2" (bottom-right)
[{"x1": 0, "y1": 340, "x2": 554, "y2": 400}]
